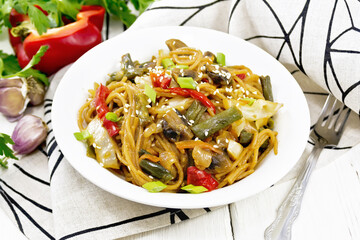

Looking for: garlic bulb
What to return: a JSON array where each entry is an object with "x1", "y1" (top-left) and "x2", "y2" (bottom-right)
[{"x1": 12, "y1": 115, "x2": 48, "y2": 155}]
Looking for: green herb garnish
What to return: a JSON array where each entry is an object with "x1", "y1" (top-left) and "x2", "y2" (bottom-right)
[
  {"x1": 177, "y1": 77, "x2": 197, "y2": 89},
  {"x1": 0, "y1": 133, "x2": 18, "y2": 169},
  {"x1": 1, "y1": 46, "x2": 49, "y2": 86},
  {"x1": 216, "y1": 52, "x2": 225, "y2": 66},
  {"x1": 74, "y1": 130, "x2": 92, "y2": 141},
  {"x1": 144, "y1": 83, "x2": 156, "y2": 103},
  {"x1": 161, "y1": 58, "x2": 174, "y2": 69},
  {"x1": 142, "y1": 181, "x2": 167, "y2": 193},
  {"x1": 181, "y1": 184, "x2": 208, "y2": 194},
  {"x1": 105, "y1": 112, "x2": 121, "y2": 122}
]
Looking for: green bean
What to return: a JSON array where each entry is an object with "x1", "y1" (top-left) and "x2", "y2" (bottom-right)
[
  {"x1": 260, "y1": 75, "x2": 273, "y2": 101},
  {"x1": 191, "y1": 106, "x2": 242, "y2": 140},
  {"x1": 239, "y1": 130, "x2": 253, "y2": 146},
  {"x1": 185, "y1": 100, "x2": 207, "y2": 125},
  {"x1": 139, "y1": 159, "x2": 173, "y2": 183},
  {"x1": 138, "y1": 149, "x2": 151, "y2": 157}
]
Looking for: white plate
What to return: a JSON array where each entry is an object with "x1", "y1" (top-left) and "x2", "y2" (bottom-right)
[{"x1": 52, "y1": 26, "x2": 310, "y2": 209}]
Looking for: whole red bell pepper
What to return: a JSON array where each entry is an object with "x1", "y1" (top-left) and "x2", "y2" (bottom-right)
[
  {"x1": 9, "y1": 5, "x2": 105, "y2": 75},
  {"x1": 187, "y1": 166, "x2": 218, "y2": 191},
  {"x1": 94, "y1": 84, "x2": 120, "y2": 137}
]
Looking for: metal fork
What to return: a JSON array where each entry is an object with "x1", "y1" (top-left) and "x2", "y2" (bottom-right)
[{"x1": 264, "y1": 94, "x2": 351, "y2": 240}]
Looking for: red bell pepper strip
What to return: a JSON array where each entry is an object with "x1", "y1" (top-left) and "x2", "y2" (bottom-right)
[
  {"x1": 94, "y1": 84, "x2": 120, "y2": 137},
  {"x1": 9, "y1": 5, "x2": 105, "y2": 75},
  {"x1": 187, "y1": 166, "x2": 218, "y2": 191},
  {"x1": 150, "y1": 71, "x2": 172, "y2": 89},
  {"x1": 167, "y1": 87, "x2": 216, "y2": 113},
  {"x1": 236, "y1": 74, "x2": 246, "y2": 80}
]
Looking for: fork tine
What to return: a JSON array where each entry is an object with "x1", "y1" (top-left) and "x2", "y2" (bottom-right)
[
  {"x1": 324, "y1": 97, "x2": 339, "y2": 128},
  {"x1": 335, "y1": 106, "x2": 351, "y2": 134},
  {"x1": 316, "y1": 95, "x2": 335, "y2": 126}
]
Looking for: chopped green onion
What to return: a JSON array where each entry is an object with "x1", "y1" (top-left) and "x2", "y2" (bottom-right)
[
  {"x1": 144, "y1": 83, "x2": 157, "y2": 103},
  {"x1": 105, "y1": 112, "x2": 121, "y2": 122},
  {"x1": 181, "y1": 184, "x2": 208, "y2": 194},
  {"x1": 242, "y1": 97, "x2": 255, "y2": 106},
  {"x1": 177, "y1": 77, "x2": 197, "y2": 89},
  {"x1": 142, "y1": 181, "x2": 167, "y2": 193},
  {"x1": 175, "y1": 65, "x2": 189, "y2": 69},
  {"x1": 74, "y1": 130, "x2": 92, "y2": 141},
  {"x1": 161, "y1": 58, "x2": 175, "y2": 69},
  {"x1": 216, "y1": 52, "x2": 226, "y2": 66}
]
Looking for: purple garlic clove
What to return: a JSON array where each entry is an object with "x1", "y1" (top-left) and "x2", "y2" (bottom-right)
[
  {"x1": 0, "y1": 77, "x2": 45, "y2": 121},
  {"x1": 0, "y1": 77, "x2": 23, "y2": 88},
  {"x1": 12, "y1": 115, "x2": 48, "y2": 155},
  {"x1": 0, "y1": 86, "x2": 28, "y2": 121}
]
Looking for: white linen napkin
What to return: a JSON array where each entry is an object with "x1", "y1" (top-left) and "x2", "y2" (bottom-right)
[{"x1": 0, "y1": 0, "x2": 359, "y2": 239}]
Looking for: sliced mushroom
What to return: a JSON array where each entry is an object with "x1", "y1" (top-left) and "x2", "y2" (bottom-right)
[
  {"x1": 203, "y1": 51, "x2": 216, "y2": 62},
  {"x1": 208, "y1": 153, "x2": 232, "y2": 174},
  {"x1": 165, "y1": 39, "x2": 188, "y2": 51},
  {"x1": 162, "y1": 109, "x2": 194, "y2": 142},
  {"x1": 205, "y1": 64, "x2": 232, "y2": 86},
  {"x1": 171, "y1": 68, "x2": 198, "y2": 81}
]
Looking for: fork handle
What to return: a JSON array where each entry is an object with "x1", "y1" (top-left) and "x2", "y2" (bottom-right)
[{"x1": 264, "y1": 144, "x2": 324, "y2": 240}]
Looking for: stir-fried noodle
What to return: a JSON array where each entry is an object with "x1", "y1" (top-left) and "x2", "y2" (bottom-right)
[{"x1": 77, "y1": 39, "x2": 283, "y2": 193}]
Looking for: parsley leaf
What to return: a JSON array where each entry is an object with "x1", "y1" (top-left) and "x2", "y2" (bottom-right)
[
  {"x1": 27, "y1": 4, "x2": 51, "y2": 35},
  {"x1": 0, "y1": 133, "x2": 18, "y2": 169},
  {"x1": 3, "y1": 45, "x2": 50, "y2": 86},
  {"x1": 0, "y1": 50, "x2": 22, "y2": 75}
]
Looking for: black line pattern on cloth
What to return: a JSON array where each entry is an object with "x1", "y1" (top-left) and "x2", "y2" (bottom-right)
[
  {"x1": 168, "y1": 208, "x2": 190, "y2": 224},
  {"x1": 47, "y1": 141, "x2": 58, "y2": 157},
  {"x1": 148, "y1": 0, "x2": 230, "y2": 26},
  {"x1": 47, "y1": 136, "x2": 56, "y2": 147},
  {"x1": 228, "y1": 0, "x2": 241, "y2": 31},
  {"x1": 58, "y1": 209, "x2": 172, "y2": 240},
  {"x1": 204, "y1": 207, "x2": 211, "y2": 212},
  {"x1": 0, "y1": 185, "x2": 24, "y2": 233},
  {"x1": 307, "y1": 140, "x2": 353, "y2": 150},
  {"x1": 37, "y1": 144, "x2": 48, "y2": 157},
  {"x1": 49, "y1": 151, "x2": 64, "y2": 181},
  {"x1": 324, "y1": 0, "x2": 360, "y2": 104},
  {"x1": 0, "y1": 187, "x2": 55, "y2": 239},
  {"x1": 13, "y1": 163, "x2": 50, "y2": 186},
  {"x1": 303, "y1": 91, "x2": 329, "y2": 96},
  {"x1": 44, "y1": 102, "x2": 52, "y2": 109},
  {"x1": 260, "y1": 0, "x2": 310, "y2": 73},
  {"x1": 0, "y1": 179, "x2": 52, "y2": 212}
]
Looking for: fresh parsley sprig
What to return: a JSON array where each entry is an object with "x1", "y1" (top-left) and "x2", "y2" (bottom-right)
[
  {"x1": 0, "y1": 133, "x2": 18, "y2": 169},
  {"x1": 0, "y1": 45, "x2": 49, "y2": 86}
]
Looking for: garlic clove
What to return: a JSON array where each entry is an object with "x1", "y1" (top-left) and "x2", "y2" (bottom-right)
[
  {"x1": 26, "y1": 77, "x2": 45, "y2": 105},
  {"x1": 0, "y1": 77, "x2": 23, "y2": 88},
  {"x1": 12, "y1": 115, "x2": 48, "y2": 155},
  {"x1": 0, "y1": 87, "x2": 27, "y2": 121}
]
